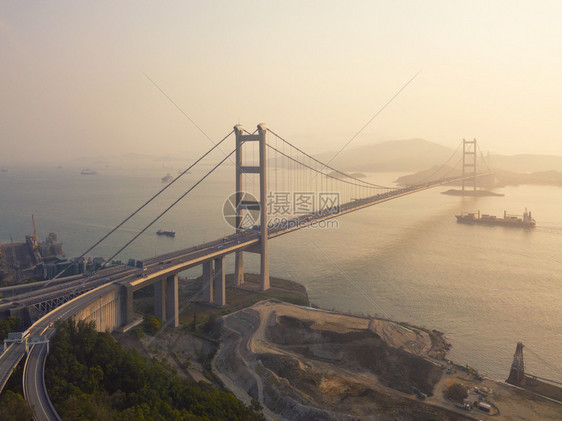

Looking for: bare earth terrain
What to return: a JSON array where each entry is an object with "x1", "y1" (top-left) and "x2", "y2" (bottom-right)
[{"x1": 213, "y1": 300, "x2": 562, "y2": 421}]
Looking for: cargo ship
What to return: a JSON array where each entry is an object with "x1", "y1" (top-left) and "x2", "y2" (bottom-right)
[
  {"x1": 156, "y1": 230, "x2": 176, "y2": 237},
  {"x1": 456, "y1": 209, "x2": 535, "y2": 228}
]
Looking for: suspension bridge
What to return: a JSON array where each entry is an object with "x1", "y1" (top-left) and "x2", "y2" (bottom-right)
[{"x1": 0, "y1": 124, "x2": 494, "y2": 419}]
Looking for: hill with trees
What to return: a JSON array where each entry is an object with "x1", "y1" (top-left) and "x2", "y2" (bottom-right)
[{"x1": 46, "y1": 319, "x2": 264, "y2": 420}]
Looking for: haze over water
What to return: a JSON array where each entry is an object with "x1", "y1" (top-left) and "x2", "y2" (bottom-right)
[{"x1": 1, "y1": 166, "x2": 561, "y2": 383}]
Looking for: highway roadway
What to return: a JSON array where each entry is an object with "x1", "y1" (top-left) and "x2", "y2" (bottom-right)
[
  {"x1": 10, "y1": 235, "x2": 263, "y2": 420},
  {"x1": 0, "y1": 342, "x2": 26, "y2": 392},
  {"x1": 23, "y1": 341, "x2": 60, "y2": 421},
  {"x1": 5, "y1": 233, "x2": 265, "y2": 419},
  {"x1": 1, "y1": 232, "x2": 262, "y2": 325},
  {"x1": 0, "y1": 265, "x2": 135, "y2": 317},
  {"x1": 21, "y1": 283, "x2": 119, "y2": 421}
]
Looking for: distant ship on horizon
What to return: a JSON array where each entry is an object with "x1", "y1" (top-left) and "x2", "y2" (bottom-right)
[
  {"x1": 81, "y1": 168, "x2": 98, "y2": 175},
  {"x1": 456, "y1": 209, "x2": 536, "y2": 228}
]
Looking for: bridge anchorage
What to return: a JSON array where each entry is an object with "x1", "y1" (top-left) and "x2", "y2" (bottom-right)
[
  {"x1": 505, "y1": 341, "x2": 562, "y2": 401},
  {"x1": 507, "y1": 341, "x2": 525, "y2": 385}
]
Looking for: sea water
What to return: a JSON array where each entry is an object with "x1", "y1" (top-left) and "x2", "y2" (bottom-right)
[{"x1": 1, "y1": 165, "x2": 561, "y2": 382}]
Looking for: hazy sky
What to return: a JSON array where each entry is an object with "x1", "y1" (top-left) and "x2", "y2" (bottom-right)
[{"x1": 1, "y1": 1, "x2": 561, "y2": 164}]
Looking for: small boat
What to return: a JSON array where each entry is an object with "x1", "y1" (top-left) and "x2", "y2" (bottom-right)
[
  {"x1": 157, "y1": 229, "x2": 175, "y2": 237},
  {"x1": 81, "y1": 168, "x2": 98, "y2": 175}
]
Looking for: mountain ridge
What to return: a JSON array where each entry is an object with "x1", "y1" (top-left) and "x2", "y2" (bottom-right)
[{"x1": 314, "y1": 138, "x2": 562, "y2": 173}]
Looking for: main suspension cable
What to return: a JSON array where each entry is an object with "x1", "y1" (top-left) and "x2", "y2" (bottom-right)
[
  {"x1": 266, "y1": 144, "x2": 389, "y2": 191},
  {"x1": 268, "y1": 129, "x2": 395, "y2": 190},
  {"x1": 102, "y1": 147, "x2": 238, "y2": 266},
  {"x1": 410, "y1": 140, "x2": 463, "y2": 185},
  {"x1": 44, "y1": 130, "x2": 234, "y2": 283}
]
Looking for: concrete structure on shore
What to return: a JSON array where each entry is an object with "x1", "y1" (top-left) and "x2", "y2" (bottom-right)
[{"x1": 507, "y1": 342, "x2": 525, "y2": 385}]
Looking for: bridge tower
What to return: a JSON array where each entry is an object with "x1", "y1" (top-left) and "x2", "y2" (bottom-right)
[
  {"x1": 506, "y1": 342, "x2": 525, "y2": 385},
  {"x1": 233, "y1": 124, "x2": 270, "y2": 291},
  {"x1": 462, "y1": 138, "x2": 477, "y2": 192}
]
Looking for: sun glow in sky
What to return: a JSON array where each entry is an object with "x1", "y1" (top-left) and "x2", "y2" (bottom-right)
[{"x1": 1, "y1": 1, "x2": 561, "y2": 163}]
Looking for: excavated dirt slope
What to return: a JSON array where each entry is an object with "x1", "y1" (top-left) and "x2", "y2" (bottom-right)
[{"x1": 214, "y1": 300, "x2": 471, "y2": 421}]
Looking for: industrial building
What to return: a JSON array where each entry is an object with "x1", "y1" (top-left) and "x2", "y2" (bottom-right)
[{"x1": 0, "y1": 217, "x2": 66, "y2": 284}]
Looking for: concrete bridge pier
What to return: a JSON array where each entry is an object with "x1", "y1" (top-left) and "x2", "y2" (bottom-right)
[
  {"x1": 154, "y1": 275, "x2": 179, "y2": 327},
  {"x1": 120, "y1": 284, "x2": 134, "y2": 327},
  {"x1": 154, "y1": 279, "x2": 166, "y2": 322},
  {"x1": 202, "y1": 258, "x2": 226, "y2": 306},
  {"x1": 202, "y1": 261, "x2": 213, "y2": 303},
  {"x1": 166, "y1": 275, "x2": 179, "y2": 327},
  {"x1": 235, "y1": 251, "x2": 244, "y2": 286},
  {"x1": 213, "y1": 257, "x2": 225, "y2": 306}
]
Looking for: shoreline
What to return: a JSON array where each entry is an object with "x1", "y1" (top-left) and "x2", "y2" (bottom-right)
[
  {"x1": 214, "y1": 299, "x2": 467, "y2": 420},
  {"x1": 118, "y1": 273, "x2": 562, "y2": 420}
]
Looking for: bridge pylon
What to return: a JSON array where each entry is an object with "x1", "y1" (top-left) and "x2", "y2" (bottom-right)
[
  {"x1": 462, "y1": 138, "x2": 477, "y2": 192},
  {"x1": 233, "y1": 124, "x2": 270, "y2": 291}
]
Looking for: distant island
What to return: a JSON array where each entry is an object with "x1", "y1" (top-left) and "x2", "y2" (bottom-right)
[
  {"x1": 493, "y1": 169, "x2": 562, "y2": 187},
  {"x1": 312, "y1": 139, "x2": 562, "y2": 186},
  {"x1": 328, "y1": 170, "x2": 366, "y2": 179},
  {"x1": 66, "y1": 138, "x2": 562, "y2": 181},
  {"x1": 394, "y1": 166, "x2": 562, "y2": 188}
]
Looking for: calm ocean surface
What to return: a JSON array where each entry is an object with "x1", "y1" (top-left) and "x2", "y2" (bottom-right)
[{"x1": 1, "y1": 165, "x2": 561, "y2": 382}]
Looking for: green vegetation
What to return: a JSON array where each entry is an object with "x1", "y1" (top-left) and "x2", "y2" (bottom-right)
[
  {"x1": 46, "y1": 319, "x2": 264, "y2": 420},
  {"x1": 445, "y1": 382, "x2": 468, "y2": 403},
  {"x1": 180, "y1": 273, "x2": 309, "y2": 330},
  {"x1": 0, "y1": 317, "x2": 23, "y2": 341},
  {"x1": 0, "y1": 343, "x2": 33, "y2": 420},
  {"x1": 143, "y1": 315, "x2": 161, "y2": 335},
  {"x1": 0, "y1": 391, "x2": 34, "y2": 421}
]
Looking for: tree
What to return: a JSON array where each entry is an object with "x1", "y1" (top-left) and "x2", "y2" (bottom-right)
[
  {"x1": 133, "y1": 327, "x2": 143, "y2": 339},
  {"x1": 144, "y1": 316, "x2": 161, "y2": 336},
  {"x1": 0, "y1": 317, "x2": 22, "y2": 341},
  {"x1": 251, "y1": 398, "x2": 263, "y2": 413},
  {"x1": 0, "y1": 391, "x2": 34, "y2": 421},
  {"x1": 445, "y1": 382, "x2": 467, "y2": 402},
  {"x1": 46, "y1": 318, "x2": 265, "y2": 420}
]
